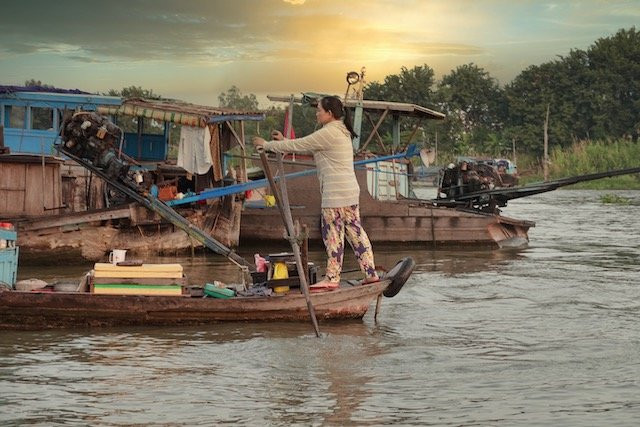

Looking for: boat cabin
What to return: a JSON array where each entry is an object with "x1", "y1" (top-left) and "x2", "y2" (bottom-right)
[
  {"x1": 97, "y1": 98, "x2": 265, "y2": 194},
  {"x1": 266, "y1": 93, "x2": 445, "y2": 200},
  {"x1": 0, "y1": 85, "x2": 121, "y2": 155}
]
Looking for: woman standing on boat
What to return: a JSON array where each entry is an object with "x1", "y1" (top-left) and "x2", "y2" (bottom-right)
[{"x1": 253, "y1": 96, "x2": 379, "y2": 291}]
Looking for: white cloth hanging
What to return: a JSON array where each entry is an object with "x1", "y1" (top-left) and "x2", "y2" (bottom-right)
[{"x1": 177, "y1": 125, "x2": 213, "y2": 174}]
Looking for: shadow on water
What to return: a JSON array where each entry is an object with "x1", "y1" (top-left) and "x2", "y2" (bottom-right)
[{"x1": 17, "y1": 241, "x2": 526, "y2": 285}]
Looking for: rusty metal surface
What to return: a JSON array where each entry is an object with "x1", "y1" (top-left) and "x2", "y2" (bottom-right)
[{"x1": 0, "y1": 281, "x2": 388, "y2": 330}]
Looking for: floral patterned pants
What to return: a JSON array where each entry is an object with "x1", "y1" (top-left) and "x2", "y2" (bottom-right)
[{"x1": 321, "y1": 204, "x2": 376, "y2": 282}]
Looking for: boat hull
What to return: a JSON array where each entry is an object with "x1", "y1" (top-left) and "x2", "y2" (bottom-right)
[
  {"x1": 241, "y1": 166, "x2": 533, "y2": 248},
  {"x1": 0, "y1": 281, "x2": 388, "y2": 330},
  {"x1": 15, "y1": 200, "x2": 242, "y2": 263}
]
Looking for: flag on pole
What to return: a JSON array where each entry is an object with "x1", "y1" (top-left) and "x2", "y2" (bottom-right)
[{"x1": 283, "y1": 109, "x2": 296, "y2": 139}]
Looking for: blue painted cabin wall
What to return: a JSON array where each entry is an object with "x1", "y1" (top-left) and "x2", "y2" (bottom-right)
[
  {"x1": 122, "y1": 130, "x2": 168, "y2": 161},
  {"x1": 1, "y1": 92, "x2": 169, "y2": 161},
  {"x1": 1, "y1": 92, "x2": 122, "y2": 156}
]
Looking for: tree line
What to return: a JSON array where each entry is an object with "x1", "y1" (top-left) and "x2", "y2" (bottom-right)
[
  {"x1": 26, "y1": 27, "x2": 638, "y2": 164},
  {"x1": 219, "y1": 27, "x2": 639, "y2": 162},
  {"x1": 362, "y1": 27, "x2": 639, "y2": 158}
]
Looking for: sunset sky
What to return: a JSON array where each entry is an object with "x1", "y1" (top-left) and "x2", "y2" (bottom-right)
[{"x1": 1, "y1": 0, "x2": 638, "y2": 106}]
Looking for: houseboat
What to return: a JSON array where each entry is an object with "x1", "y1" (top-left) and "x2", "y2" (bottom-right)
[{"x1": 0, "y1": 85, "x2": 263, "y2": 262}]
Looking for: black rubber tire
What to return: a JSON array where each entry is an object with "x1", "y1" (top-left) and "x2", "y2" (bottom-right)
[{"x1": 382, "y1": 257, "x2": 415, "y2": 297}]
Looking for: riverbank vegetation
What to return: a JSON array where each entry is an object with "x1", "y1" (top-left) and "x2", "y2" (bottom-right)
[
  {"x1": 249, "y1": 27, "x2": 639, "y2": 188},
  {"x1": 600, "y1": 193, "x2": 632, "y2": 204},
  {"x1": 518, "y1": 140, "x2": 640, "y2": 188},
  {"x1": 33, "y1": 27, "x2": 637, "y2": 189}
]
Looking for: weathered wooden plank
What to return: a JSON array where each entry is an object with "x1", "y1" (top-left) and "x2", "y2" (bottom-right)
[
  {"x1": 0, "y1": 163, "x2": 27, "y2": 190},
  {"x1": 23, "y1": 164, "x2": 45, "y2": 215},
  {"x1": 20, "y1": 205, "x2": 132, "y2": 231},
  {"x1": 0, "y1": 189, "x2": 26, "y2": 215},
  {"x1": 0, "y1": 189, "x2": 7, "y2": 213}
]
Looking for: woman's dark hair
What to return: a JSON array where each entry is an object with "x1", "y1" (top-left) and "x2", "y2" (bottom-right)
[{"x1": 320, "y1": 96, "x2": 358, "y2": 139}]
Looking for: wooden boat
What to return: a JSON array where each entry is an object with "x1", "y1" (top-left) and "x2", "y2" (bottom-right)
[
  {"x1": 0, "y1": 255, "x2": 415, "y2": 330},
  {"x1": 0, "y1": 280, "x2": 393, "y2": 330},
  {"x1": 240, "y1": 92, "x2": 534, "y2": 249},
  {"x1": 241, "y1": 162, "x2": 533, "y2": 249}
]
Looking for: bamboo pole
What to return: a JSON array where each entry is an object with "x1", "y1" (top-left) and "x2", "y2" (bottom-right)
[
  {"x1": 259, "y1": 150, "x2": 320, "y2": 337},
  {"x1": 240, "y1": 121, "x2": 247, "y2": 182}
]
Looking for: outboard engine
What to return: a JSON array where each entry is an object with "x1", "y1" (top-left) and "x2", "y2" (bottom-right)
[{"x1": 60, "y1": 112, "x2": 129, "y2": 180}]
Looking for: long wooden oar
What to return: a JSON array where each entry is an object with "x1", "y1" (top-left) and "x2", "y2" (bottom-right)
[{"x1": 258, "y1": 150, "x2": 320, "y2": 337}]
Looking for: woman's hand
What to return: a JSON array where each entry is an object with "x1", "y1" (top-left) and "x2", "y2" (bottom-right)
[
  {"x1": 253, "y1": 136, "x2": 266, "y2": 152},
  {"x1": 271, "y1": 130, "x2": 284, "y2": 140}
]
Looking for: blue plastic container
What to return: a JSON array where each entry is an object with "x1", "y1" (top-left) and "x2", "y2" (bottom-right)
[{"x1": 0, "y1": 228, "x2": 18, "y2": 289}]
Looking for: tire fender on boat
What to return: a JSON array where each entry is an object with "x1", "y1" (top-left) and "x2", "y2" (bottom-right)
[{"x1": 382, "y1": 257, "x2": 415, "y2": 297}]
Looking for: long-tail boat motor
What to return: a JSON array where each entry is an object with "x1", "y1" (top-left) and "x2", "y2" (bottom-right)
[{"x1": 60, "y1": 111, "x2": 129, "y2": 180}]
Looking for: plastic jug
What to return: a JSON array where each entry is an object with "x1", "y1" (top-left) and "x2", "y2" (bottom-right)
[{"x1": 272, "y1": 262, "x2": 289, "y2": 280}]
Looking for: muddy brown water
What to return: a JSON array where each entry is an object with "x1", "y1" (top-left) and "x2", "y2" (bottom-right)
[{"x1": 1, "y1": 189, "x2": 639, "y2": 425}]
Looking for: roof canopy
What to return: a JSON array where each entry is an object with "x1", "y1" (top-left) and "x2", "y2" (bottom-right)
[
  {"x1": 97, "y1": 98, "x2": 264, "y2": 127},
  {"x1": 267, "y1": 93, "x2": 445, "y2": 120},
  {"x1": 344, "y1": 99, "x2": 445, "y2": 120}
]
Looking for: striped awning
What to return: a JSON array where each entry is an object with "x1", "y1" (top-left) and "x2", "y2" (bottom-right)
[{"x1": 97, "y1": 98, "x2": 264, "y2": 127}]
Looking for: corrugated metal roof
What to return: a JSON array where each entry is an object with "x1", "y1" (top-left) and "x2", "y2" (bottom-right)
[
  {"x1": 344, "y1": 99, "x2": 445, "y2": 120},
  {"x1": 268, "y1": 94, "x2": 445, "y2": 120}
]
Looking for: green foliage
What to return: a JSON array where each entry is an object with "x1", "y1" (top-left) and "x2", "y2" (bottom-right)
[
  {"x1": 437, "y1": 63, "x2": 505, "y2": 153},
  {"x1": 503, "y1": 27, "x2": 640, "y2": 155},
  {"x1": 24, "y1": 79, "x2": 55, "y2": 88},
  {"x1": 600, "y1": 194, "x2": 631, "y2": 204},
  {"x1": 362, "y1": 65, "x2": 438, "y2": 147},
  {"x1": 105, "y1": 85, "x2": 163, "y2": 100},
  {"x1": 218, "y1": 85, "x2": 259, "y2": 111},
  {"x1": 364, "y1": 64, "x2": 436, "y2": 106},
  {"x1": 95, "y1": 27, "x2": 640, "y2": 173},
  {"x1": 587, "y1": 27, "x2": 640, "y2": 142},
  {"x1": 548, "y1": 139, "x2": 640, "y2": 176},
  {"x1": 519, "y1": 139, "x2": 640, "y2": 188}
]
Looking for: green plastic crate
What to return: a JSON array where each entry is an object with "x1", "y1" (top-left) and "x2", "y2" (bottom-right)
[{"x1": 203, "y1": 283, "x2": 235, "y2": 299}]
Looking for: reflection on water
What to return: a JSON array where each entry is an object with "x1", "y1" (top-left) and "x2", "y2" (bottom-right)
[
  {"x1": 17, "y1": 243, "x2": 526, "y2": 287},
  {"x1": 3, "y1": 190, "x2": 640, "y2": 425}
]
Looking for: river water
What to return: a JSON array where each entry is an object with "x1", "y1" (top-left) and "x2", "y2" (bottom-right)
[{"x1": 1, "y1": 189, "x2": 639, "y2": 425}]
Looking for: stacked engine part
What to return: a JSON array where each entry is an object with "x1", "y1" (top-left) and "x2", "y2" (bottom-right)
[{"x1": 60, "y1": 112, "x2": 129, "y2": 180}]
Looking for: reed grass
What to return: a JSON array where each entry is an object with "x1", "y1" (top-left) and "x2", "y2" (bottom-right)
[
  {"x1": 600, "y1": 193, "x2": 631, "y2": 204},
  {"x1": 521, "y1": 139, "x2": 640, "y2": 189}
]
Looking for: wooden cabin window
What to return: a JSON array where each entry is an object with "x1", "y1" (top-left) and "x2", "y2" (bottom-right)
[
  {"x1": 31, "y1": 107, "x2": 54, "y2": 130},
  {"x1": 7, "y1": 106, "x2": 26, "y2": 129}
]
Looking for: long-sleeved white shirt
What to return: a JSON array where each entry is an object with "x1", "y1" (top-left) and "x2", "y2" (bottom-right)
[{"x1": 263, "y1": 120, "x2": 360, "y2": 208}]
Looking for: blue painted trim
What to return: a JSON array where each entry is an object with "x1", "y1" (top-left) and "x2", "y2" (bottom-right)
[{"x1": 1, "y1": 92, "x2": 121, "y2": 105}]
